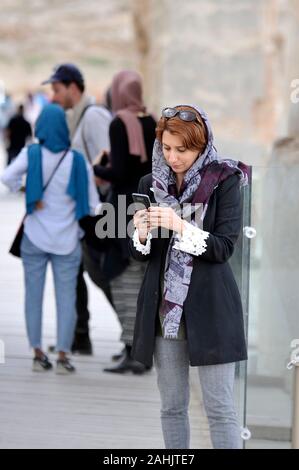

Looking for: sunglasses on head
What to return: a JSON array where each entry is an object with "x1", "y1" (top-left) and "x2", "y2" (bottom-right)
[{"x1": 161, "y1": 107, "x2": 198, "y2": 122}]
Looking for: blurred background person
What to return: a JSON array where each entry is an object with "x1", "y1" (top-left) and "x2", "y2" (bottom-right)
[
  {"x1": 5, "y1": 104, "x2": 32, "y2": 165},
  {"x1": 43, "y1": 63, "x2": 111, "y2": 163},
  {"x1": 24, "y1": 92, "x2": 43, "y2": 128},
  {"x1": 1, "y1": 103, "x2": 99, "y2": 374},
  {"x1": 42, "y1": 63, "x2": 113, "y2": 356},
  {"x1": 93, "y1": 70, "x2": 156, "y2": 374},
  {"x1": 0, "y1": 93, "x2": 16, "y2": 138}
]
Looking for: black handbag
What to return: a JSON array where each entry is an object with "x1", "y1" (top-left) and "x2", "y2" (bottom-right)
[
  {"x1": 9, "y1": 217, "x2": 26, "y2": 257},
  {"x1": 9, "y1": 148, "x2": 69, "y2": 258}
]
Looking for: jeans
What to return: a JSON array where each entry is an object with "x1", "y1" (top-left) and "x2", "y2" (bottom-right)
[
  {"x1": 154, "y1": 336, "x2": 241, "y2": 449},
  {"x1": 21, "y1": 234, "x2": 81, "y2": 352}
]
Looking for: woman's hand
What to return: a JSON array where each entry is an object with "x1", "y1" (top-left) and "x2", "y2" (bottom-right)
[
  {"x1": 133, "y1": 209, "x2": 150, "y2": 244},
  {"x1": 148, "y1": 206, "x2": 185, "y2": 235}
]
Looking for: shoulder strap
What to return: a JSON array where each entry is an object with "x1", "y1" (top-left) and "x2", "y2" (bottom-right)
[
  {"x1": 77, "y1": 104, "x2": 94, "y2": 127},
  {"x1": 78, "y1": 104, "x2": 110, "y2": 165},
  {"x1": 77, "y1": 104, "x2": 94, "y2": 164},
  {"x1": 43, "y1": 148, "x2": 69, "y2": 191}
]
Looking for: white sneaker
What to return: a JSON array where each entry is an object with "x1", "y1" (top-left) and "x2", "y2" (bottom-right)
[
  {"x1": 32, "y1": 355, "x2": 53, "y2": 372},
  {"x1": 56, "y1": 358, "x2": 76, "y2": 375}
]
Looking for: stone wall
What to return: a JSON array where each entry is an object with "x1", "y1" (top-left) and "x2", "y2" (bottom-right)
[
  {"x1": 135, "y1": 0, "x2": 299, "y2": 166},
  {"x1": 0, "y1": 0, "x2": 138, "y2": 98},
  {"x1": 2, "y1": 0, "x2": 299, "y2": 161}
]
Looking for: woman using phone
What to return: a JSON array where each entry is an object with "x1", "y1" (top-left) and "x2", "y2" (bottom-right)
[{"x1": 130, "y1": 105, "x2": 250, "y2": 448}]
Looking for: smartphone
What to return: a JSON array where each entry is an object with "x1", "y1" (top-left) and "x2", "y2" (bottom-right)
[{"x1": 132, "y1": 193, "x2": 151, "y2": 210}]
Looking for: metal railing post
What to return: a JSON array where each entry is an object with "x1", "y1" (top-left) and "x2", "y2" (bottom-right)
[
  {"x1": 292, "y1": 362, "x2": 299, "y2": 448},
  {"x1": 287, "y1": 353, "x2": 299, "y2": 449}
]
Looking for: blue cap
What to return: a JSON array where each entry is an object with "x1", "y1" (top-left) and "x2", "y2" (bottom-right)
[{"x1": 42, "y1": 64, "x2": 84, "y2": 87}]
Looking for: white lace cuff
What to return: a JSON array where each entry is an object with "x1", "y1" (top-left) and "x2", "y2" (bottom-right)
[
  {"x1": 173, "y1": 222, "x2": 209, "y2": 256},
  {"x1": 132, "y1": 229, "x2": 152, "y2": 255}
]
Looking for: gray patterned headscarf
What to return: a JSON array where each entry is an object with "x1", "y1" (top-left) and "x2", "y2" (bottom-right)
[{"x1": 152, "y1": 104, "x2": 249, "y2": 338}]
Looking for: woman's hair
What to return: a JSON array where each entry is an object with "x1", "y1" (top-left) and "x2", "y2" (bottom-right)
[{"x1": 156, "y1": 105, "x2": 207, "y2": 154}]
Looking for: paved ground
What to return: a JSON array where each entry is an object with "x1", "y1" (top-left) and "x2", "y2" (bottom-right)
[
  {"x1": 0, "y1": 143, "x2": 212, "y2": 449},
  {"x1": 0, "y1": 142, "x2": 292, "y2": 450}
]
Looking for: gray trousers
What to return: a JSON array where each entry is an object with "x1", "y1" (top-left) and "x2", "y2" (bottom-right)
[
  {"x1": 111, "y1": 259, "x2": 146, "y2": 346},
  {"x1": 154, "y1": 336, "x2": 241, "y2": 449}
]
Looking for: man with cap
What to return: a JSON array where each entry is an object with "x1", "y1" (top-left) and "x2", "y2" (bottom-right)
[{"x1": 42, "y1": 63, "x2": 113, "y2": 355}]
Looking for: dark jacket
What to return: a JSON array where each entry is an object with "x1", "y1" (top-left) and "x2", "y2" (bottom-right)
[
  {"x1": 129, "y1": 172, "x2": 247, "y2": 367},
  {"x1": 94, "y1": 116, "x2": 155, "y2": 194}
]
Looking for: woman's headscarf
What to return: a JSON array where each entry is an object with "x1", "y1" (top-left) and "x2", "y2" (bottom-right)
[
  {"x1": 26, "y1": 103, "x2": 89, "y2": 219},
  {"x1": 110, "y1": 70, "x2": 148, "y2": 163},
  {"x1": 152, "y1": 104, "x2": 250, "y2": 339},
  {"x1": 35, "y1": 102, "x2": 70, "y2": 152}
]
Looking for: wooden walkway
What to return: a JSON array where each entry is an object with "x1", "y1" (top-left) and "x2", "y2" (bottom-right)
[{"x1": 0, "y1": 147, "x2": 211, "y2": 449}]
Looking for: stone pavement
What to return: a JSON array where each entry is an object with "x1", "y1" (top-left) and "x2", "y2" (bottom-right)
[{"x1": 0, "y1": 142, "x2": 212, "y2": 449}]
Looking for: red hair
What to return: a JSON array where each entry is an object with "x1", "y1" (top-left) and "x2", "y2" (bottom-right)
[{"x1": 156, "y1": 105, "x2": 207, "y2": 154}]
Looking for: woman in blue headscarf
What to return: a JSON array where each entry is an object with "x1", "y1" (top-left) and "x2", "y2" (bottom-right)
[{"x1": 1, "y1": 103, "x2": 99, "y2": 374}]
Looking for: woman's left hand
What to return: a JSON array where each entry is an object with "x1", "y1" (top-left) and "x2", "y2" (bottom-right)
[{"x1": 148, "y1": 206, "x2": 185, "y2": 235}]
